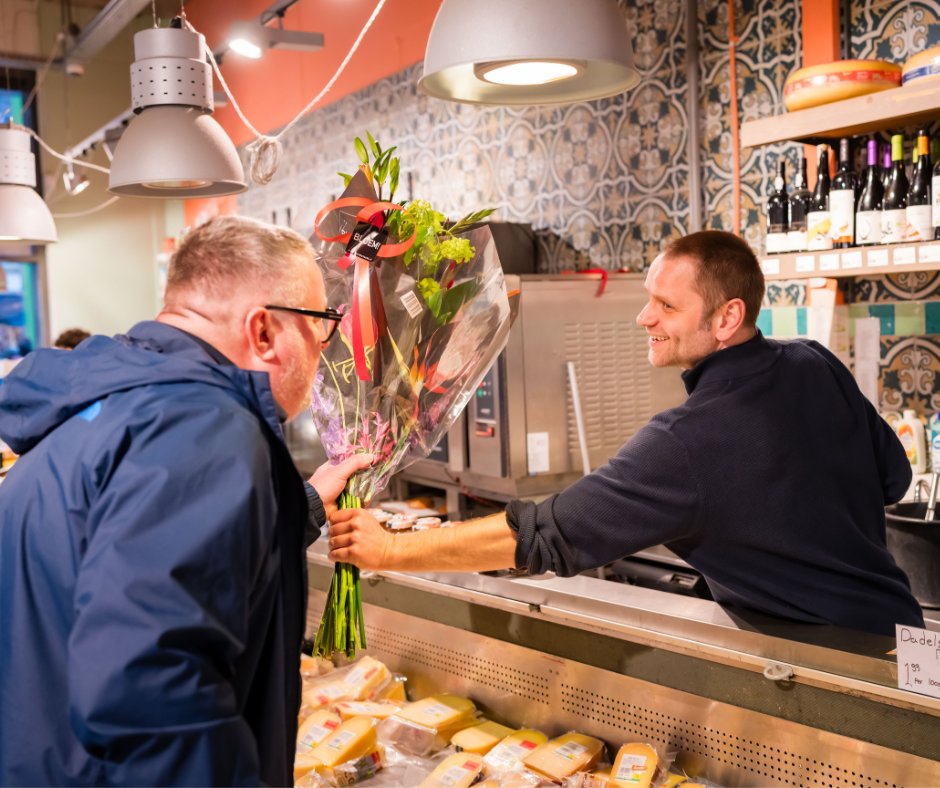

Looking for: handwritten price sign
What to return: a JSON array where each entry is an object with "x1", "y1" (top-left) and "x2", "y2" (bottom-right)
[{"x1": 896, "y1": 625, "x2": 940, "y2": 699}]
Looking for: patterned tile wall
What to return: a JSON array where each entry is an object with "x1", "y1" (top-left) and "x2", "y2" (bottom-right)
[{"x1": 235, "y1": 0, "x2": 940, "y2": 415}]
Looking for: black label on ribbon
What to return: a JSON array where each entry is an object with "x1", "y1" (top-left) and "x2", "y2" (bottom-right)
[{"x1": 345, "y1": 221, "x2": 388, "y2": 263}]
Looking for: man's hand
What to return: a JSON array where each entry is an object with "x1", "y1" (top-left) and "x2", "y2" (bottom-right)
[
  {"x1": 328, "y1": 509, "x2": 394, "y2": 569},
  {"x1": 308, "y1": 454, "x2": 374, "y2": 518}
]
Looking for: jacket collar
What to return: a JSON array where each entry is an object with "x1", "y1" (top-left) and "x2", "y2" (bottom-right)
[{"x1": 680, "y1": 330, "x2": 780, "y2": 395}]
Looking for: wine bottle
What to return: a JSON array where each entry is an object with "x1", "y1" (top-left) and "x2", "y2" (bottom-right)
[
  {"x1": 856, "y1": 138, "x2": 884, "y2": 246},
  {"x1": 907, "y1": 130, "x2": 932, "y2": 242},
  {"x1": 882, "y1": 134, "x2": 909, "y2": 245},
  {"x1": 766, "y1": 160, "x2": 789, "y2": 253},
  {"x1": 882, "y1": 143, "x2": 892, "y2": 191},
  {"x1": 830, "y1": 137, "x2": 858, "y2": 248},
  {"x1": 807, "y1": 144, "x2": 833, "y2": 251},
  {"x1": 933, "y1": 139, "x2": 940, "y2": 240},
  {"x1": 788, "y1": 154, "x2": 812, "y2": 252}
]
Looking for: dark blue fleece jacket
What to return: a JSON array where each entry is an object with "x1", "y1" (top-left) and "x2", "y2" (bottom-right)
[
  {"x1": 507, "y1": 333, "x2": 924, "y2": 636},
  {"x1": 0, "y1": 321, "x2": 319, "y2": 786}
]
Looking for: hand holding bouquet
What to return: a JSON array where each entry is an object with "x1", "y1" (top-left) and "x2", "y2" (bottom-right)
[{"x1": 309, "y1": 133, "x2": 513, "y2": 658}]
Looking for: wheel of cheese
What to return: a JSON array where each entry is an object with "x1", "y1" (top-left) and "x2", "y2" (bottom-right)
[
  {"x1": 783, "y1": 59, "x2": 901, "y2": 111},
  {"x1": 903, "y1": 45, "x2": 940, "y2": 84}
]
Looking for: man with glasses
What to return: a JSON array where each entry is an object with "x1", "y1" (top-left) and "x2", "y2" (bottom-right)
[
  {"x1": 327, "y1": 230, "x2": 924, "y2": 639},
  {"x1": 0, "y1": 216, "x2": 368, "y2": 786}
]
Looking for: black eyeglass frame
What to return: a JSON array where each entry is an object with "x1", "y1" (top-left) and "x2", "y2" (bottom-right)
[{"x1": 265, "y1": 304, "x2": 343, "y2": 343}]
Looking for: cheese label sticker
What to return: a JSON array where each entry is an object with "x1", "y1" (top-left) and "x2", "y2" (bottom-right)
[
  {"x1": 485, "y1": 743, "x2": 526, "y2": 768},
  {"x1": 438, "y1": 766, "x2": 473, "y2": 786},
  {"x1": 615, "y1": 754, "x2": 650, "y2": 781},
  {"x1": 555, "y1": 741, "x2": 588, "y2": 760},
  {"x1": 421, "y1": 702, "x2": 454, "y2": 719},
  {"x1": 314, "y1": 684, "x2": 348, "y2": 704},
  {"x1": 299, "y1": 723, "x2": 336, "y2": 750},
  {"x1": 325, "y1": 729, "x2": 357, "y2": 751}
]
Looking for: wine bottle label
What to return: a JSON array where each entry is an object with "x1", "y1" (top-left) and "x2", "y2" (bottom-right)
[
  {"x1": 806, "y1": 210, "x2": 833, "y2": 250},
  {"x1": 830, "y1": 189, "x2": 855, "y2": 244},
  {"x1": 855, "y1": 210, "x2": 882, "y2": 245},
  {"x1": 787, "y1": 229, "x2": 807, "y2": 252},
  {"x1": 906, "y1": 204, "x2": 932, "y2": 242},
  {"x1": 882, "y1": 208, "x2": 907, "y2": 244},
  {"x1": 933, "y1": 174, "x2": 940, "y2": 228},
  {"x1": 766, "y1": 232, "x2": 789, "y2": 253}
]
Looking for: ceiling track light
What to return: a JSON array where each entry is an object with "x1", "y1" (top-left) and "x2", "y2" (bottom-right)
[
  {"x1": 107, "y1": 24, "x2": 247, "y2": 198},
  {"x1": 0, "y1": 126, "x2": 57, "y2": 245},
  {"x1": 227, "y1": 0, "x2": 324, "y2": 59},
  {"x1": 63, "y1": 160, "x2": 90, "y2": 196},
  {"x1": 419, "y1": 0, "x2": 640, "y2": 105}
]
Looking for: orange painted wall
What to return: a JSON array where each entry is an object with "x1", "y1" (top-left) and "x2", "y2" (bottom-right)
[
  {"x1": 800, "y1": 0, "x2": 840, "y2": 183},
  {"x1": 184, "y1": 0, "x2": 443, "y2": 146}
]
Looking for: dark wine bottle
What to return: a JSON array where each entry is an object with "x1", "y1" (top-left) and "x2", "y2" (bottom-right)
[
  {"x1": 906, "y1": 130, "x2": 931, "y2": 242},
  {"x1": 807, "y1": 144, "x2": 832, "y2": 250},
  {"x1": 882, "y1": 133, "x2": 908, "y2": 244},
  {"x1": 933, "y1": 139, "x2": 940, "y2": 240},
  {"x1": 788, "y1": 154, "x2": 812, "y2": 252},
  {"x1": 766, "y1": 160, "x2": 789, "y2": 253},
  {"x1": 830, "y1": 137, "x2": 858, "y2": 248},
  {"x1": 882, "y1": 143, "x2": 892, "y2": 191},
  {"x1": 856, "y1": 138, "x2": 884, "y2": 246}
]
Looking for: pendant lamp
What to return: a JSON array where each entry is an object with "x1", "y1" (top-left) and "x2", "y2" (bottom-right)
[
  {"x1": 0, "y1": 127, "x2": 57, "y2": 245},
  {"x1": 108, "y1": 26, "x2": 246, "y2": 197},
  {"x1": 419, "y1": 0, "x2": 640, "y2": 105}
]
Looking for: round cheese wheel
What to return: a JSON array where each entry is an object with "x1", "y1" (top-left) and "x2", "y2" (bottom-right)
[
  {"x1": 903, "y1": 45, "x2": 940, "y2": 84},
  {"x1": 783, "y1": 59, "x2": 901, "y2": 111}
]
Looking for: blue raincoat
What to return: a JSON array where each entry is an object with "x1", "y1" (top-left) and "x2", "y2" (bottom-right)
[{"x1": 0, "y1": 321, "x2": 318, "y2": 786}]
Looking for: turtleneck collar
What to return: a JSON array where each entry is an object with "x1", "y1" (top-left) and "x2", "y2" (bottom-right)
[{"x1": 680, "y1": 330, "x2": 780, "y2": 395}]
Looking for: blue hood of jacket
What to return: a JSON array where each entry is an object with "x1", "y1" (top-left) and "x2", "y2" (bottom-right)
[{"x1": 0, "y1": 321, "x2": 283, "y2": 454}]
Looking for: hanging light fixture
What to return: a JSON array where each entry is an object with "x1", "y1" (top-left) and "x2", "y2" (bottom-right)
[
  {"x1": 0, "y1": 126, "x2": 57, "y2": 245},
  {"x1": 227, "y1": 0, "x2": 323, "y2": 60},
  {"x1": 63, "y1": 160, "x2": 90, "y2": 196},
  {"x1": 108, "y1": 24, "x2": 246, "y2": 198},
  {"x1": 419, "y1": 0, "x2": 640, "y2": 105}
]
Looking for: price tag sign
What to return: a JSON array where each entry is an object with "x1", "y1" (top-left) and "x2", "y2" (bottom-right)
[
  {"x1": 819, "y1": 252, "x2": 840, "y2": 272},
  {"x1": 919, "y1": 243, "x2": 940, "y2": 263},
  {"x1": 896, "y1": 625, "x2": 940, "y2": 699},
  {"x1": 795, "y1": 255, "x2": 815, "y2": 273},
  {"x1": 760, "y1": 258, "x2": 780, "y2": 275},
  {"x1": 893, "y1": 246, "x2": 917, "y2": 266},
  {"x1": 868, "y1": 248, "x2": 889, "y2": 268},
  {"x1": 841, "y1": 251, "x2": 863, "y2": 270}
]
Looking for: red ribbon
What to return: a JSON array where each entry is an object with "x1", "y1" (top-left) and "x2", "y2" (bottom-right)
[
  {"x1": 561, "y1": 268, "x2": 609, "y2": 297},
  {"x1": 314, "y1": 197, "x2": 417, "y2": 381}
]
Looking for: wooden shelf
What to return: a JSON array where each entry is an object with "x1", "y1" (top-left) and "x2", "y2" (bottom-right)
[
  {"x1": 741, "y1": 80, "x2": 940, "y2": 148},
  {"x1": 758, "y1": 240, "x2": 940, "y2": 280}
]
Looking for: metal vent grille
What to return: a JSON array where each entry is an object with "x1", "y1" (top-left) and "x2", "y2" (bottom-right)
[
  {"x1": 563, "y1": 320, "x2": 653, "y2": 467},
  {"x1": 368, "y1": 625, "x2": 550, "y2": 704}
]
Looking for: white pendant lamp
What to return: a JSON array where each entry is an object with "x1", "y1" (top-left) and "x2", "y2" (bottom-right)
[
  {"x1": 108, "y1": 26, "x2": 246, "y2": 198},
  {"x1": 0, "y1": 127, "x2": 57, "y2": 245},
  {"x1": 419, "y1": 0, "x2": 640, "y2": 105}
]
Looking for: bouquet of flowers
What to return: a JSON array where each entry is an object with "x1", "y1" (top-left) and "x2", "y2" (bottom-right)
[{"x1": 309, "y1": 133, "x2": 513, "y2": 658}]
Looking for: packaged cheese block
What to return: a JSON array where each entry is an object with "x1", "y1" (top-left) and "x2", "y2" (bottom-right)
[
  {"x1": 903, "y1": 44, "x2": 940, "y2": 85},
  {"x1": 610, "y1": 743, "x2": 659, "y2": 787},
  {"x1": 293, "y1": 752, "x2": 324, "y2": 783},
  {"x1": 302, "y1": 679, "x2": 354, "y2": 712},
  {"x1": 566, "y1": 768, "x2": 612, "y2": 788},
  {"x1": 307, "y1": 716, "x2": 377, "y2": 769},
  {"x1": 297, "y1": 709, "x2": 343, "y2": 753},
  {"x1": 419, "y1": 752, "x2": 485, "y2": 788},
  {"x1": 335, "y1": 699, "x2": 403, "y2": 721},
  {"x1": 663, "y1": 774, "x2": 688, "y2": 788},
  {"x1": 342, "y1": 656, "x2": 391, "y2": 699},
  {"x1": 378, "y1": 694, "x2": 478, "y2": 756},
  {"x1": 331, "y1": 746, "x2": 386, "y2": 786},
  {"x1": 483, "y1": 729, "x2": 548, "y2": 774},
  {"x1": 523, "y1": 732, "x2": 605, "y2": 782},
  {"x1": 451, "y1": 719, "x2": 517, "y2": 755},
  {"x1": 376, "y1": 675, "x2": 407, "y2": 702}
]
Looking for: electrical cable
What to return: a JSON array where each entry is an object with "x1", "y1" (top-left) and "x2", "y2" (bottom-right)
[
  {"x1": 52, "y1": 196, "x2": 120, "y2": 218},
  {"x1": 21, "y1": 31, "x2": 64, "y2": 115},
  {"x1": 187, "y1": 0, "x2": 388, "y2": 186},
  {"x1": 21, "y1": 126, "x2": 110, "y2": 174}
]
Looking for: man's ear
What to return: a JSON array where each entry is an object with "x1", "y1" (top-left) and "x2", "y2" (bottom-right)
[
  {"x1": 713, "y1": 298, "x2": 746, "y2": 342},
  {"x1": 245, "y1": 307, "x2": 279, "y2": 363}
]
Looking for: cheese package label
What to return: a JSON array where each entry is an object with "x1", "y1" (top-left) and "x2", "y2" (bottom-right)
[
  {"x1": 611, "y1": 743, "x2": 659, "y2": 787},
  {"x1": 308, "y1": 716, "x2": 377, "y2": 768},
  {"x1": 523, "y1": 732, "x2": 604, "y2": 781},
  {"x1": 342, "y1": 656, "x2": 391, "y2": 699},
  {"x1": 419, "y1": 752, "x2": 485, "y2": 788},
  {"x1": 335, "y1": 700, "x2": 402, "y2": 720},
  {"x1": 332, "y1": 748, "x2": 385, "y2": 787},
  {"x1": 296, "y1": 709, "x2": 342, "y2": 752},
  {"x1": 482, "y1": 729, "x2": 547, "y2": 772},
  {"x1": 451, "y1": 719, "x2": 516, "y2": 754},
  {"x1": 396, "y1": 694, "x2": 477, "y2": 730}
]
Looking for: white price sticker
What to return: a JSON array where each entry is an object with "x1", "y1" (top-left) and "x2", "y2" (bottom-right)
[
  {"x1": 760, "y1": 258, "x2": 780, "y2": 275},
  {"x1": 401, "y1": 289, "x2": 424, "y2": 318},
  {"x1": 893, "y1": 246, "x2": 917, "y2": 266},
  {"x1": 819, "y1": 252, "x2": 840, "y2": 271},
  {"x1": 527, "y1": 432, "x2": 550, "y2": 474},
  {"x1": 841, "y1": 251, "x2": 863, "y2": 270},
  {"x1": 868, "y1": 248, "x2": 889, "y2": 268},
  {"x1": 919, "y1": 243, "x2": 940, "y2": 263},
  {"x1": 795, "y1": 254, "x2": 815, "y2": 273},
  {"x1": 896, "y1": 625, "x2": 940, "y2": 699}
]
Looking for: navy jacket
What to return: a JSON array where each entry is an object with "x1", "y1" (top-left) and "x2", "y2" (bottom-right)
[
  {"x1": 508, "y1": 333, "x2": 924, "y2": 636},
  {"x1": 0, "y1": 322, "x2": 317, "y2": 786}
]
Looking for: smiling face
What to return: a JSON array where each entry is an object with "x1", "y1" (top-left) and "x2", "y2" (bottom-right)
[{"x1": 636, "y1": 253, "x2": 723, "y2": 369}]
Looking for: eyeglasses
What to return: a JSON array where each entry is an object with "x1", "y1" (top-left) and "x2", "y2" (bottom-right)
[{"x1": 265, "y1": 305, "x2": 343, "y2": 344}]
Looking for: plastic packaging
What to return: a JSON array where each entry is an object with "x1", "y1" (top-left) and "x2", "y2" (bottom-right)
[
  {"x1": 522, "y1": 732, "x2": 606, "y2": 782},
  {"x1": 299, "y1": 656, "x2": 392, "y2": 719},
  {"x1": 897, "y1": 409, "x2": 927, "y2": 472},
  {"x1": 378, "y1": 695, "x2": 479, "y2": 757},
  {"x1": 928, "y1": 413, "x2": 940, "y2": 473},
  {"x1": 482, "y1": 729, "x2": 548, "y2": 774}
]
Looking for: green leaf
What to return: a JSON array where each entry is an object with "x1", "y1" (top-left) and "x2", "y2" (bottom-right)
[
  {"x1": 389, "y1": 158, "x2": 400, "y2": 199},
  {"x1": 337, "y1": 171, "x2": 353, "y2": 187},
  {"x1": 378, "y1": 156, "x2": 391, "y2": 184},
  {"x1": 354, "y1": 137, "x2": 369, "y2": 164},
  {"x1": 366, "y1": 130, "x2": 380, "y2": 157},
  {"x1": 437, "y1": 279, "x2": 480, "y2": 323}
]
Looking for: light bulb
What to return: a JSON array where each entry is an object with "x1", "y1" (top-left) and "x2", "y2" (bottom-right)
[
  {"x1": 229, "y1": 36, "x2": 263, "y2": 58},
  {"x1": 476, "y1": 60, "x2": 580, "y2": 86}
]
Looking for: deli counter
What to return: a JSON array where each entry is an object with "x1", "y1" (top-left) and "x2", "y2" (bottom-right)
[{"x1": 305, "y1": 540, "x2": 940, "y2": 787}]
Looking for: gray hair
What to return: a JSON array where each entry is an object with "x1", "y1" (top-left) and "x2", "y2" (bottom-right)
[{"x1": 165, "y1": 215, "x2": 315, "y2": 305}]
